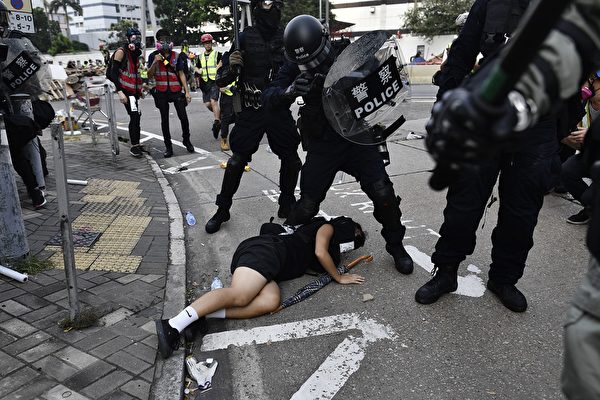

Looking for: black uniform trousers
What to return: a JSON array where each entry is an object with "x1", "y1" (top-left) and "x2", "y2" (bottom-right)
[
  {"x1": 431, "y1": 118, "x2": 558, "y2": 285},
  {"x1": 152, "y1": 92, "x2": 190, "y2": 146},
  {"x1": 293, "y1": 140, "x2": 406, "y2": 246},
  {"x1": 216, "y1": 106, "x2": 301, "y2": 210},
  {"x1": 123, "y1": 96, "x2": 141, "y2": 146}
]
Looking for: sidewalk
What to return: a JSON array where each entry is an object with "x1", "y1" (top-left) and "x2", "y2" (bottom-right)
[{"x1": 0, "y1": 132, "x2": 184, "y2": 399}]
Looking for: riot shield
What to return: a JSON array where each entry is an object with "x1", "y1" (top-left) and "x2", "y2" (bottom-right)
[
  {"x1": 0, "y1": 36, "x2": 52, "y2": 98},
  {"x1": 322, "y1": 31, "x2": 409, "y2": 145}
]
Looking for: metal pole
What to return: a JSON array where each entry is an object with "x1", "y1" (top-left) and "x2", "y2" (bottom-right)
[
  {"x1": 325, "y1": 0, "x2": 330, "y2": 28},
  {"x1": 0, "y1": 114, "x2": 29, "y2": 262},
  {"x1": 141, "y1": 0, "x2": 147, "y2": 60},
  {"x1": 104, "y1": 84, "x2": 117, "y2": 161},
  {"x1": 83, "y1": 81, "x2": 97, "y2": 145},
  {"x1": 62, "y1": 82, "x2": 75, "y2": 136},
  {"x1": 50, "y1": 122, "x2": 80, "y2": 320},
  {"x1": 319, "y1": 0, "x2": 322, "y2": 20}
]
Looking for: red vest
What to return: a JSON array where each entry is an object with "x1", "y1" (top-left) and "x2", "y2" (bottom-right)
[
  {"x1": 154, "y1": 51, "x2": 182, "y2": 93},
  {"x1": 117, "y1": 48, "x2": 142, "y2": 96}
]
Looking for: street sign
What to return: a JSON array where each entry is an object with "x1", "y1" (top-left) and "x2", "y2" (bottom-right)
[
  {"x1": 2, "y1": 0, "x2": 32, "y2": 13},
  {"x1": 9, "y1": 12, "x2": 35, "y2": 34}
]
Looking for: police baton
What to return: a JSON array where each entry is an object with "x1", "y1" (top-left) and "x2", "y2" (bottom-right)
[
  {"x1": 231, "y1": 0, "x2": 242, "y2": 75},
  {"x1": 429, "y1": 0, "x2": 574, "y2": 191}
]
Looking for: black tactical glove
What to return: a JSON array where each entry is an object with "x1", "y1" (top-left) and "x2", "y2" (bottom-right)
[
  {"x1": 282, "y1": 73, "x2": 312, "y2": 102},
  {"x1": 425, "y1": 86, "x2": 532, "y2": 190},
  {"x1": 229, "y1": 51, "x2": 244, "y2": 69}
]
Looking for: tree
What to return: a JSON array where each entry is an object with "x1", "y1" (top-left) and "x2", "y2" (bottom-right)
[
  {"x1": 281, "y1": 0, "x2": 335, "y2": 25},
  {"x1": 153, "y1": 0, "x2": 221, "y2": 44},
  {"x1": 403, "y1": 0, "x2": 472, "y2": 40},
  {"x1": 108, "y1": 19, "x2": 138, "y2": 49},
  {"x1": 29, "y1": 7, "x2": 61, "y2": 53},
  {"x1": 48, "y1": 0, "x2": 83, "y2": 40},
  {"x1": 48, "y1": 34, "x2": 73, "y2": 55}
]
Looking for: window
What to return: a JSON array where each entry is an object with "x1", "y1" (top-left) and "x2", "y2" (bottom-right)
[{"x1": 115, "y1": 4, "x2": 120, "y2": 13}]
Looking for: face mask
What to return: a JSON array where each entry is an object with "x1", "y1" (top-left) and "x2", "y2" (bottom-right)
[
  {"x1": 128, "y1": 35, "x2": 142, "y2": 51},
  {"x1": 157, "y1": 40, "x2": 173, "y2": 53},
  {"x1": 254, "y1": 7, "x2": 281, "y2": 32}
]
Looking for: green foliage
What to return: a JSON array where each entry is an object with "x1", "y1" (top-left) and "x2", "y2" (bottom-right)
[
  {"x1": 48, "y1": 0, "x2": 83, "y2": 15},
  {"x1": 59, "y1": 307, "x2": 100, "y2": 331},
  {"x1": 29, "y1": 8, "x2": 60, "y2": 53},
  {"x1": 71, "y1": 40, "x2": 89, "y2": 52},
  {"x1": 403, "y1": 0, "x2": 473, "y2": 39},
  {"x1": 12, "y1": 255, "x2": 54, "y2": 275},
  {"x1": 153, "y1": 0, "x2": 222, "y2": 44},
  {"x1": 48, "y1": 34, "x2": 73, "y2": 55},
  {"x1": 281, "y1": 0, "x2": 334, "y2": 25},
  {"x1": 108, "y1": 20, "x2": 138, "y2": 49}
]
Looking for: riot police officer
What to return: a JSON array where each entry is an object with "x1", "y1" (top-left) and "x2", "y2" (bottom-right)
[
  {"x1": 424, "y1": 0, "x2": 600, "y2": 395},
  {"x1": 205, "y1": 0, "x2": 302, "y2": 234},
  {"x1": 263, "y1": 15, "x2": 414, "y2": 274},
  {"x1": 414, "y1": 0, "x2": 561, "y2": 313}
]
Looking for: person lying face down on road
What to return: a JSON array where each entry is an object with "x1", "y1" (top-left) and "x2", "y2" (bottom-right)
[{"x1": 155, "y1": 216, "x2": 367, "y2": 359}]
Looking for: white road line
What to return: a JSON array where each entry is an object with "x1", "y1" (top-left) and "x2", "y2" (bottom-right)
[
  {"x1": 405, "y1": 245, "x2": 486, "y2": 298},
  {"x1": 200, "y1": 313, "x2": 396, "y2": 400}
]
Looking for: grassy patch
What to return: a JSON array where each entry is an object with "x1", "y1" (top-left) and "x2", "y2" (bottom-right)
[
  {"x1": 12, "y1": 256, "x2": 55, "y2": 275},
  {"x1": 59, "y1": 307, "x2": 100, "y2": 331}
]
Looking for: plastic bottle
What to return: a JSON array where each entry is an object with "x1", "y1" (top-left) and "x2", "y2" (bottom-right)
[
  {"x1": 185, "y1": 211, "x2": 196, "y2": 226},
  {"x1": 211, "y1": 277, "x2": 223, "y2": 290}
]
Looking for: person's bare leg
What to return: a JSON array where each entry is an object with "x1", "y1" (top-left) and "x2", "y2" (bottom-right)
[
  {"x1": 211, "y1": 98, "x2": 221, "y2": 121},
  {"x1": 225, "y1": 281, "x2": 280, "y2": 319},
  {"x1": 188, "y1": 267, "x2": 267, "y2": 317},
  {"x1": 205, "y1": 102, "x2": 213, "y2": 112}
]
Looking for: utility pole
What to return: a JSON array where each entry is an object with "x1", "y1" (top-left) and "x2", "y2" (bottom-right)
[
  {"x1": 325, "y1": 0, "x2": 330, "y2": 28},
  {"x1": 141, "y1": 0, "x2": 147, "y2": 59},
  {"x1": 319, "y1": 0, "x2": 322, "y2": 20}
]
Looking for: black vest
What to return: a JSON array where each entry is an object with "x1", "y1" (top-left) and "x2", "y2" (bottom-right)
[
  {"x1": 481, "y1": 0, "x2": 529, "y2": 58},
  {"x1": 241, "y1": 26, "x2": 285, "y2": 90}
]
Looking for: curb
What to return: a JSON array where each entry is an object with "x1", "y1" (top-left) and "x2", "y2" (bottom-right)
[{"x1": 145, "y1": 154, "x2": 187, "y2": 400}]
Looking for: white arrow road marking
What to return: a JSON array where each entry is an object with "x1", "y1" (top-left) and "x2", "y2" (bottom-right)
[
  {"x1": 200, "y1": 313, "x2": 396, "y2": 400},
  {"x1": 405, "y1": 245, "x2": 486, "y2": 298}
]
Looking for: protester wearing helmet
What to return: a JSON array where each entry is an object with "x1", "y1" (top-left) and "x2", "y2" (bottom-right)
[
  {"x1": 107, "y1": 27, "x2": 145, "y2": 157},
  {"x1": 204, "y1": 0, "x2": 301, "y2": 234},
  {"x1": 196, "y1": 33, "x2": 223, "y2": 141},
  {"x1": 147, "y1": 29, "x2": 195, "y2": 157},
  {"x1": 262, "y1": 15, "x2": 414, "y2": 275}
]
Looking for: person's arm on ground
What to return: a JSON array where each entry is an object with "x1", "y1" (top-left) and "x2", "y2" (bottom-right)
[
  {"x1": 315, "y1": 224, "x2": 365, "y2": 285},
  {"x1": 109, "y1": 49, "x2": 128, "y2": 104}
]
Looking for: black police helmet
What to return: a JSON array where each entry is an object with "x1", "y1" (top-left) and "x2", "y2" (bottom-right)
[{"x1": 283, "y1": 15, "x2": 331, "y2": 71}]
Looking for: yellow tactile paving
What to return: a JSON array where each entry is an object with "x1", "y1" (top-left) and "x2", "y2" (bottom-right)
[
  {"x1": 72, "y1": 214, "x2": 116, "y2": 231},
  {"x1": 80, "y1": 195, "x2": 117, "y2": 203},
  {"x1": 43, "y1": 178, "x2": 154, "y2": 274},
  {"x1": 89, "y1": 255, "x2": 142, "y2": 273},
  {"x1": 49, "y1": 251, "x2": 101, "y2": 270}
]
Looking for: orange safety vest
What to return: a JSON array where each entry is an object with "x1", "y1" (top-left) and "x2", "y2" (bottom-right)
[
  {"x1": 118, "y1": 48, "x2": 143, "y2": 96},
  {"x1": 154, "y1": 51, "x2": 182, "y2": 93}
]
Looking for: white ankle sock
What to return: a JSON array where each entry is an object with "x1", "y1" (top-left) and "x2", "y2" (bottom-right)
[
  {"x1": 206, "y1": 309, "x2": 226, "y2": 319},
  {"x1": 168, "y1": 306, "x2": 199, "y2": 332}
]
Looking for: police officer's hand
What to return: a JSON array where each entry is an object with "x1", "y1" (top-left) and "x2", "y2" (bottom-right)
[
  {"x1": 425, "y1": 87, "x2": 525, "y2": 190},
  {"x1": 229, "y1": 51, "x2": 243, "y2": 69},
  {"x1": 283, "y1": 73, "x2": 312, "y2": 101}
]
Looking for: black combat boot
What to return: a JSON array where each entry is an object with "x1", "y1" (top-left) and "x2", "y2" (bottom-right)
[
  {"x1": 164, "y1": 144, "x2": 174, "y2": 158},
  {"x1": 205, "y1": 208, "x2": 230, "y2": 234},
  {"x1": 155, "y1": 319, "x2": 180, "y2": 359},
  {"x1": 415, "y1": 265, "x2": 459, "y2": 304},
  {"x1": 487, "y1": 280, "x2": 527, "y2": 312},
  {"x1": 385, "y1": 244, "x2": 414, "y2": 274},
  {"x1": 182, "y1": 138, "x2": 195, "y2": 153}
]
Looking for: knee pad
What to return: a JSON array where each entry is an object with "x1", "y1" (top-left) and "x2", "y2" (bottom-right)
[
  {"x1": 227, "y1": 153, "x2": 249, "y2": 171},
  {"x1": 363, "y1": 178, "x2": 402, "y2": 227},
  {"x1": 285, "y1": 197, "x2": 319, "y2": 226}
]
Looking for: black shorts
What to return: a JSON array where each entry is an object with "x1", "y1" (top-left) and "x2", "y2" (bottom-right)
[
  {"x1": 202, "y1": 80, "x2": 220, "y2": 102},
  {"x1": 230, "y1": 236, "x2": 287, "y2": 282}
]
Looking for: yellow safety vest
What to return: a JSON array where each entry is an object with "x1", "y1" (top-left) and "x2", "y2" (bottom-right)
[
  {"x1": 200, "y1": 51, "x2": 218, "y2": 82},
  {"x1": 222, "y1": 79, "x2": 237, "y2": 96}
]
